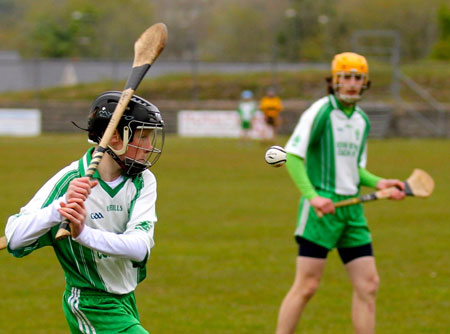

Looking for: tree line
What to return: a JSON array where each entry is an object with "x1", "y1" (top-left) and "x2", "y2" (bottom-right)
[{"x1": 0, "y1": 0, "x2": 448, "y2": 61}]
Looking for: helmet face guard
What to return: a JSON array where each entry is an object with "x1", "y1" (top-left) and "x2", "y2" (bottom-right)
[
  {"x1": 119, "y1": 122, "x2": 165, "y2": 176},
  {"x1": 333, "y1": 71, "x2": 369, "y2": 104},
  {"x1": 88, "y1": 91, "x2": 165, "y2": 176}
]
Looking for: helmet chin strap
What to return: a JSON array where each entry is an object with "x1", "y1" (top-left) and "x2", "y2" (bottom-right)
[
  {"x1": 105, "y1": 126, "x2": 131, "y2": 176},
  {"x1": 108, "y1": 126, "x2": 130, "y2": 155}
]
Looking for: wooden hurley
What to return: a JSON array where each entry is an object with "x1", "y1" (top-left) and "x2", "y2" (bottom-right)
[{"x1": 315, "y1": 168, "x2": 434, "y2": 218}]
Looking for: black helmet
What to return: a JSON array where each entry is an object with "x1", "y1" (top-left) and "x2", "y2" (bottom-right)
[{"x1": 87, "y1": 91, "x2": 165, "y2": 176}]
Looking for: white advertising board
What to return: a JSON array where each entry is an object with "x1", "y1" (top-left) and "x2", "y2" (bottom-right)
[
  {"x1": 178, "y1": 110, "x2": 273, "y2": 139},
  {"x1": 0, "y1": 109, "x2": 41, "y2": 136}
]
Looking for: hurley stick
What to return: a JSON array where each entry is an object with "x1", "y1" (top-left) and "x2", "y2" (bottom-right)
[
  {"x1": 315, "y1": 168, "x2": 434, "y2": 218},
  {"x1": 52, "y1": 23, "x2": 168, "y2": 240}
]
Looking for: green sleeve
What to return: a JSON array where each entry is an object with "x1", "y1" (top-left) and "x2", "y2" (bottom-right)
[
  {"x1": 358, "y1": 167, "x2": 382, "y2": 188},
  {"x1": 286, "y1": 153, "x2": 318, "y2": 200},
  {"x1": 237, "y1": 105, "x2": 243, "y2": 117}
]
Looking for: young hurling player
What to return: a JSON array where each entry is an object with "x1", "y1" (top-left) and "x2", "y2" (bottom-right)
[
  {"x1": 276, "y1": 53, "x2": 405, "y2": 334},
  {"x1": 237, "y1": 90, "x2": 257, "y2": 140},
  {"x1": 259, "y1": 87, "x2": 283, "y2": 140},
  {"x1": 5, "y1": 91, "x2": 165, "y2": 334}
]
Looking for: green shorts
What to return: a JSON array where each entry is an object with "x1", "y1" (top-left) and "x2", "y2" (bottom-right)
[
  {"x1": 294, "y1": 191, "x2": 371, "y2": 250},
  {"x1": 63, "y1": 287, "x2": 149, "y2": 334},
  {"x1": 241, "y1": 120, "x2": 251, "y2": 129}
]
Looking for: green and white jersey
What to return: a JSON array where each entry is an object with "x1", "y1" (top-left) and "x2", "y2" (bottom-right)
[
  {"x1": 285, "y1": 95, "x2": 371, "y2": 195},
  {"x1": 237, "y1": 101, "x2": 257, "y2": 121},
  {"x1": 6, "y1": 147, "x2": 157, "y2": 295}
]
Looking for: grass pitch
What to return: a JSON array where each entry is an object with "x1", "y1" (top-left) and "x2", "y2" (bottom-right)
[{"x1": 0, "y1": 134, "x2": 448, "y2": 333}]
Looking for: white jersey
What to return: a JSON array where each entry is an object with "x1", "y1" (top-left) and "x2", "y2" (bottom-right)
[
  {"x1": 237, "y1": 101, "x2": 257, "y2": 121},
  {"x1": 285, "y1": 95, "x2": 371, "y2": 195},
  {"x1": 6, "y1": 148, "x2": 157, "y2": 294}
]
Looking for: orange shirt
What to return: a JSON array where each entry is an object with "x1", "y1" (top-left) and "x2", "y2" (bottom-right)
[{"x1": 260, "y1": 96, "x2": 283, "y2": 118}]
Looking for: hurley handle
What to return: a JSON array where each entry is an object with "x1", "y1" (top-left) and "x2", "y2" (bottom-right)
[{"x1": 314, "y1": 187, "x2": 400, "y2": 218}]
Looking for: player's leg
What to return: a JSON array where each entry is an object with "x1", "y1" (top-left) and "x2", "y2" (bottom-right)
[
  {"x1": 265, "y1": 116, "x2": 275, "y2": 140},
  {"x1": 339, "y1": 244, "x2": 379, "y2": 334},
  {"x1": 337, "y1": 203, "x2": 378, "y2": 334},
  {"x1": 273, "y1": 115, "x2": 281, "y2": 139},
  {"x1": 276, "y1": 238, "x2": 328, "y2": 334}
]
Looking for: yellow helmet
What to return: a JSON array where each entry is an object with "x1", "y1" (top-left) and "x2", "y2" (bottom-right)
[{"x1": 332, "y1": 52, "x2": 369, "y2": 76}]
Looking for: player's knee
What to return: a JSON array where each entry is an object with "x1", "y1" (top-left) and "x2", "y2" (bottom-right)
[
  {"x1": 368, "y1": 274, "x2": 380, "y2": 296},
  {"x1": 293, "y1": 277, "x2": 320, "y2": 301},
  {"x1": 357, "y1": 273, "x2": 379, "y2": 299},
  {"x1": 303, "y1": 278, "x2": 321, "y2": 301}
]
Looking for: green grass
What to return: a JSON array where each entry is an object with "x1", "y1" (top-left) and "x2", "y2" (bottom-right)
[{"x1": 0, "y1": 135, "x2": 449, "y2": 333}]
